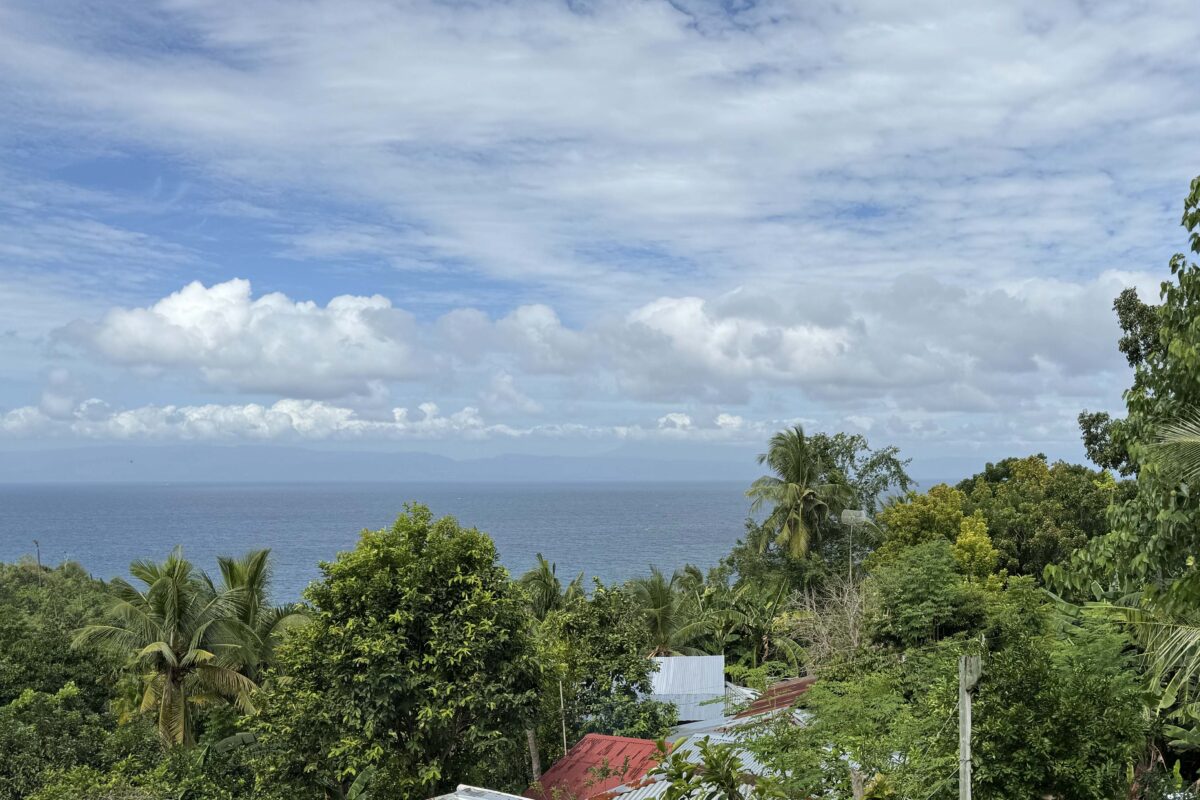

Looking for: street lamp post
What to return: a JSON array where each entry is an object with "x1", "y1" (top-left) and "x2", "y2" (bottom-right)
[{"x1": 839, "y1": 509, "x2": 868, "y2": 583}]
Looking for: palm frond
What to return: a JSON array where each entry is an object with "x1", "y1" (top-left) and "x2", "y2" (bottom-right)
[{"x1": 1154, "y1": 410, "x2": 1200, "y2": 481}]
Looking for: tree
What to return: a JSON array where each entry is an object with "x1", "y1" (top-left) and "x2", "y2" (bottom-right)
[
  {"x1": 0, "y1": 561, "x2": 120, "y2": 711},
  {"x1": 723, "y1": 579, "x2": 803, "y2": 669},
  {"x1": 249, "y1": 505, "x2": 539, "y2": 797},
  {"x1": 869, "y1": 540, "x2": 983, "y2": 649},
  {"x1": 530, "y1": 583, "x2": 676, "y2": 766},
  {"x1": 874, "y1": 483, "x2": 967, "y2": 557},
  {"x1": 73, "y1": 549, "x2": 256, "y2": 746},
  {"x1": 957, "y1": 455, "x2": 1118, "y2": 578},
  {"x1": 1056, "y1": 175, "x2": 1200, "y2": 610},
  {"x1": 0, "y1": 683, "x2": 112, "y2": 800},
  {"x1": 1076, "y1": 287, "x2": 1163, "y2": 475},
  {"x1": 804, "y1": 431, "x2": 913, "y2": 514},
  {"x1": 630, "y1": 567, "x2": 712, "y2": 657},
  {"x1": 951, "y1": 512, "x2": 999, "y2": 582},
  {"x1": 752, "y1": 581, "x2": 1147, "y2": 800},
  {"x1": 519, "y1": 554, "x2": 584, "y2": 623},
  {"x1": 747, "y1": 425, "x2": 854, "y2": 559},
  {"x1": 651, "y1": 737, "x2": 785, "y2": 800},
  {"x1": 212, "y1": 549, "x2": 307, "y2": 683}
]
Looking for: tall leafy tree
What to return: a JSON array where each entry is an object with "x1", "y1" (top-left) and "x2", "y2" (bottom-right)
[
  {"x1": 1056, "y1": 175, "x2": 1200, "y2": 608},
  {"x1": 804, "y1": 431, "x2": 913, "y2": 513},
  {"x1": 530, "y1": 584, "x2": 675, "y2": 766},
  {"x1": 73, "y1": 549, "x2": 255, "y2": 746},
  {"x1": 1052, "y1": 175, "x2": 1200, "y2": 773},
  {"x1": 956, "y1": 455, "x2": 1119, "y2": 579},
  {"x1": 747, "y1": 425, "x2": 854, "y2": 559},
  {"x1": 249, "y1": 505, "x2": 538, "y2": 798}
]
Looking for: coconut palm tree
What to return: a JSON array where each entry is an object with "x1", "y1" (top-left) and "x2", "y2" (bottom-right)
[
  {"x1": 1153, "y1": 410, "x2": 1200, "y2": 481},
  {"x1": 631, "y1": 567, "x2": 712, "y2": 656},
  {"x1": 212, "y1": 549, "x2": 307, "y2": 682},
  {"x1": 747, "y1": 425, "x2": 853, "y2": 558},
  {"x1": 519, "y1": 553, "x2": 585, "y2": 622},
  {"x1": 73, "y1": 548, "x2": 256, "y2": 746}
]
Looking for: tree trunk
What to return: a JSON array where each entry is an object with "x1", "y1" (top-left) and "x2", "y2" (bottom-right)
[
  {"x1": 526, "y1": 726, "x2": 542, "y2": 781},
  {"x1": 850, "y1": 769, "x2": 865, "y2": 800}
]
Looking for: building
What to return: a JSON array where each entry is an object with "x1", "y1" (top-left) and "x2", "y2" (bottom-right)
[
  {"x1": 524, "y1": 734, "x2": 664, "y2": 800},
  {"x1": 432, "y1": 786, "x2": 529, "y2": 800},
  {"x1": 647, "y1": 655, "x2": 726, "y2": 723}
]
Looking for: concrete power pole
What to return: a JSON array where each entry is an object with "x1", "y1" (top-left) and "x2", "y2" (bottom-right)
[{"x1": 958, "y1": 655, "x2": 982, "y2": 800}]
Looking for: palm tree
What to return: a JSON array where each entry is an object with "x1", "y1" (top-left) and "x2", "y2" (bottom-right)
[
  {"x1": 212, "y1": 549, "x2": 307, "y2": 682},
  {"x1": 73, "y1": 548, "x2": 256, "y2": 746},
  {"x1": 1153, "y1": 410, "x2": 1200, "y2": 481},
  {"x1": 726, "y1": 580, "x2": 804, "y2": 668},
  {"x1": 631, "y1": 567, "x2": 712, "y2": 656},
  {"x1": 519, "y1": 553, "x2": 584, "y2": 622},
  {"x1": 747, "y1": 425, "x2": 853, "y2": 558}
]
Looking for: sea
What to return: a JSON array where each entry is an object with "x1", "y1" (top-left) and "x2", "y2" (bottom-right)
[{"x1": 0, "y1": 482, "x2": 753, "y2": 601}]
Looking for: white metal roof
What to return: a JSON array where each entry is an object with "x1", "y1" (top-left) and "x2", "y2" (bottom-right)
[
  {"x1": 649, "y1": 655, "x2": 726, "y2": 722},
  {"x1": 429, "y1": 785, "x2": 527, "y2": 800}
]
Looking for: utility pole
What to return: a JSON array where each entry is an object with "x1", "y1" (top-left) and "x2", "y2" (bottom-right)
[
  {"x1": 559, "y1": 680, "x2": 568, "y2": 755},
  {"x1": 958, "y1": 655, "x2": 982, "y2": 800}
]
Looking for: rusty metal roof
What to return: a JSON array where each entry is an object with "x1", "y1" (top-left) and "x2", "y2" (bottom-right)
[
  {"x1": 733, "y1": 676, "x2": 816, "y2": 719},
  {"x1": 525, "y1": 734, "x2": 664, "y2": 800}
]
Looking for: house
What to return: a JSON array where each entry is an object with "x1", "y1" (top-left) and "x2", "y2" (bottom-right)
[
  {"x1": 667, "y1": 675, "x2": 815, "y2": 738},
  {"x1": 648, "y1": 655, "x2": 726, "y2": 723},
  {"x1": 599, "y1": 732, "x2": 768, "y2": 800},
  {"x1": 524, "y1": 734, "x2": 664, "y2": 800},
  {"x1": 732, "y1": 676, "x2": 815, "y2": 722},
  {"x1": 432, "y1": 786, "x2": 530, "y2": 800}
]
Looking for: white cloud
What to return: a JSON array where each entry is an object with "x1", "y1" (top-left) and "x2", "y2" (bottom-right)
[
  {"x1": 60, "y1": 279, "x2": 426, "y2": 397},
  {"x1": 51, "y1": 270, "x2": 1146, "y2": 438},
  {"x1": 1, "y1": 0, "x2": 1193, "y2": 463},
  {"x1": 0, "y1": 396, "x2": 796, "y2": 444},
  {"x1": 0, "y1": 0, "x2": 1194, "y2": 298}
]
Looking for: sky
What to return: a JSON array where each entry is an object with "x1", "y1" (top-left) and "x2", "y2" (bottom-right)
[{"x1": 1, "y1": 0, "x2": 1198, "y2": 478}]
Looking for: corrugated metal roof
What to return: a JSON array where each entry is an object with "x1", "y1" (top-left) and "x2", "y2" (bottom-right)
[
  {"x1": 524, "y1": 734, "x2": 663, "y2": 800},
  {"x1": 733, "y1": 676, "x2": 816, "y2": 719},
  {"x1": 601, "y1": 733, "x2": 769, "y2": 800},
  {"x1": 649, "y1": 656, "x2": 726, "y2": 722},
  {"x1": 431, "y1": 786, "x2": 529, "y2": 800},
  {"x1": 724, "y1": 681, "x2": 759, "y2": 706},
  {"x1": 669, "y1": 733, "x2": 769, "y2": 777},
  {"x1": 605, "y1": 779, "x2": 754, "y2": 800},
  {"x1": 668, "y1": 713, "x2": 740, "y2": 738}
]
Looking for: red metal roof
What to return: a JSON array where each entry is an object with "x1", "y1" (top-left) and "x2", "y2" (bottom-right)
[
  {"x1": 525, "y1": 734, "x2": 664, "y2": 800},
  {"x1": 734, "y1": 676, "x2": 816, "y2": 719}
]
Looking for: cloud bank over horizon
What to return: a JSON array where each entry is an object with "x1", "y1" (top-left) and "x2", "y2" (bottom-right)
[{"x1": 1, "y1": 0, "x2": 1196, "y2": 472}]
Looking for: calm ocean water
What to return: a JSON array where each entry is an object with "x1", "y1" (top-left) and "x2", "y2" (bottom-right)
[{"x1": 0, "y1": 482, "x2": 751, "y2": 600}]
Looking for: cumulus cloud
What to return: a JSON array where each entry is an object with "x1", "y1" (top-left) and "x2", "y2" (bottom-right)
[
  {"x1": 59, "y1": 279, "x2": 426, "y2": 397},
  {"x1": 53, "y1": 271, "x2": 1144, "y2": 430}
]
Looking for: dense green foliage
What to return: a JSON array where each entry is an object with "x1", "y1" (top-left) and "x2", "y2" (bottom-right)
[
  {"x1": 0, "y1": 561, "x2": 118, "y2": 709},
  {"x1": 250, "y1": 504, "x2": 539, "y2": 798}
]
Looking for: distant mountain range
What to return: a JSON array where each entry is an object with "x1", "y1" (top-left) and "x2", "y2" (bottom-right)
[
  {"x1": 0, "y1": 444, "x2": 763, "y2": 483},
  {"x1": 0, "y1": 443, "x2": 970, "y2": 486}
]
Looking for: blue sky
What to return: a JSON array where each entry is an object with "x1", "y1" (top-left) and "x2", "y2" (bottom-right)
[{"x1": 1, "y1": 0, "x2": 1198, "y2": 475}]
